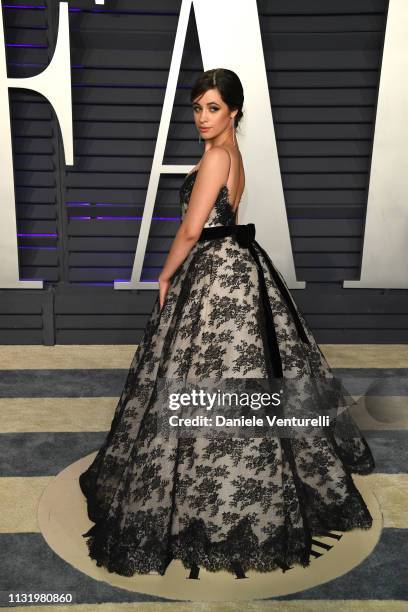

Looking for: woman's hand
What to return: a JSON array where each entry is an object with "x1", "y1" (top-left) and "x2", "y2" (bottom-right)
[{"x1": 158, "y1": 273, "x2": 171, "y2": 311}]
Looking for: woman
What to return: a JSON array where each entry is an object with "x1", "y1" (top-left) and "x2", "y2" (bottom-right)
[{"x1": 79, "y1": 68, "x2": 375, "y2": 578}]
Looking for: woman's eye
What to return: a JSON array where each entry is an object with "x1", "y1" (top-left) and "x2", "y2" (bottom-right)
[{"x1": 193, "y1": 107, "x2": 218, "y2": 112}]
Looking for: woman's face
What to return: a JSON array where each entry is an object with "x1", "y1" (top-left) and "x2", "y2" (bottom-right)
[{"x1": 192, "y1": 87, "x2": 237, "y2": 140}]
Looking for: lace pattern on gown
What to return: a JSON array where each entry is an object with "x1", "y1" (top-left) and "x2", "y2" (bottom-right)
[{"x1": 79, "y1": 170, "x2": 375, "y2": 577}]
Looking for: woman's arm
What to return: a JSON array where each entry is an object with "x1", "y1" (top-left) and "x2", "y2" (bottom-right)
[{"x1": 158, "y1": 146, "x2": 231, "y2": 282}]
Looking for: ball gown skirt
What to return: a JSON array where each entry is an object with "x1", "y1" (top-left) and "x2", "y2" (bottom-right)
[{"x1": 79, "y1": 169, "x2": 375, "y2": 577}]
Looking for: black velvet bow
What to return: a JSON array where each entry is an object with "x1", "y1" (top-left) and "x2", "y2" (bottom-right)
[{"x1": 235, "y1": 223, "x2": 256, "y2": 248}]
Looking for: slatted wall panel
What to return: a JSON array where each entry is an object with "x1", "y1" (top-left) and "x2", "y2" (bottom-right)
[
  {"x1": 257, "y1": 0, "x2": 407, "y2": 342},
  {"x1": 1, "y1": 0, "x2": 406, "y2": 344},
  {"x1": 57, "y1": 0, "x2": 183, "y2": 343}
]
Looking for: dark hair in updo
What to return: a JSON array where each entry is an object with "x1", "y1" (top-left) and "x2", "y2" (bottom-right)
[{"x1": 190, "y1": 68, "x2": 244, "y2": 130}]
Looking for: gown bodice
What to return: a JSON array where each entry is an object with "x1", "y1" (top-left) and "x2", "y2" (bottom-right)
[{"x1": 179, "y1": 169, "x2": 237, "y2": 227}]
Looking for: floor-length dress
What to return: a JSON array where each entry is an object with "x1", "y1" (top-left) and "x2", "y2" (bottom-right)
[{"x1": 79, "y1": 168, "x2": 375, "y2": 577}]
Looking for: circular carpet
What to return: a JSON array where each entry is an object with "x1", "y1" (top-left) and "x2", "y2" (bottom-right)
[{"x1": 37, "y1": 452, "x2": 382, "y2": 602}]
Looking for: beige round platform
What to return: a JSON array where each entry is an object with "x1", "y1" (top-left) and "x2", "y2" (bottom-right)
[{"x1": 37, "y1": 452, "x2": 382, "y2": 602}]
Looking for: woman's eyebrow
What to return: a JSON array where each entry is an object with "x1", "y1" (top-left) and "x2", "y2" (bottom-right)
[{"x1": 193, "y1": 101, "x2": 220, "y2": 106}]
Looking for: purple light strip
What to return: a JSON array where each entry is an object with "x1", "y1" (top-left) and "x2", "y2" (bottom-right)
[
  {"x1": 97, "y1": 216, "x2": 179, "y2": 220},
  {"x1": 2, "y1": 4, "x2": 175, "y2": 15},
  {"x1": 17, "y1": 232, "x2": 57, "y2": 237},
  {"x1": 19, "y1": 245, "x2": 57, "y2": 250},
  {"x1": 3, "y1": 4, "x2": 45, "y2": 9},
  {"x1": 71, "y1": 280, "x2": 160, "y2": 285},
  {"x1": 6, "y1": 44, "x2": 48, "y2": 48},
  {"x1": 68, "y1": 216, "x2": 180, "y2": 220}
]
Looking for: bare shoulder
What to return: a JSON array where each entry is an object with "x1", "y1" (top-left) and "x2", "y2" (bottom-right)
[
  {"x1": 192, "y1": 147, "x2": 231, "y2": 191},
  {"x1": 200, "y1": 146, "x2": 231, "y2": 173}
]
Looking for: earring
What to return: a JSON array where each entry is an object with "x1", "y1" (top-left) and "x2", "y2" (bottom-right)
[
  {"x1": 231, "y1": 117, "x2": 235, "y2": 146},
  {"x1": 198, "y1": 133, "x2": 202, "y2": 144}
]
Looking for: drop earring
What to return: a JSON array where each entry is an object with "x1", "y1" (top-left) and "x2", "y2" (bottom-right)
[
  {"x1": 198, "y1": 132, "x2": 202, "y2": 144},
  {"x1": 231, "y1": 117, "x2": 235, "y2": 146}
]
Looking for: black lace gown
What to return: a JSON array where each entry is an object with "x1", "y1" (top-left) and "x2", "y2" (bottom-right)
[{"x1": 79, "y1": 169, "x2": 375, "y2": 577}]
